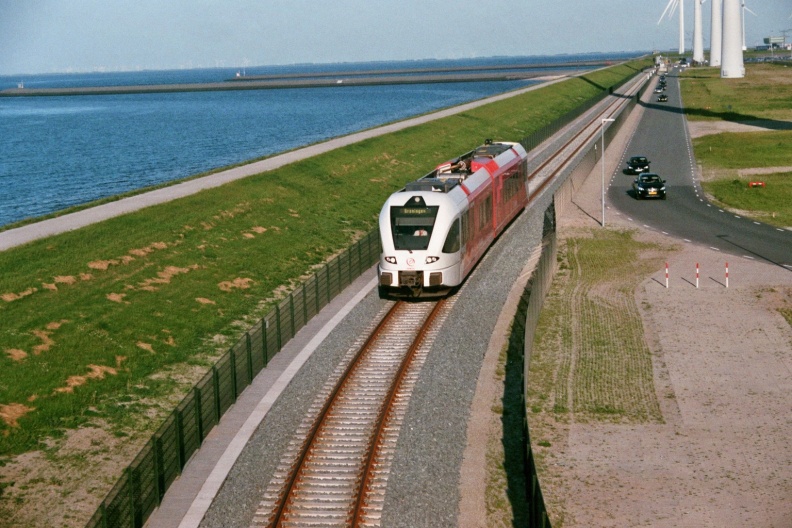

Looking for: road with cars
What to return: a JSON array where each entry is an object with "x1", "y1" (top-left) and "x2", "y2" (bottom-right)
[{"x1": 607, "y1": 66, "x2": 792, "y2": 270}]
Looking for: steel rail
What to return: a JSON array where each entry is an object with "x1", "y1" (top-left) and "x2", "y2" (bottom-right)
[
  {"x1": 268, "y1": 300, "x2": 403, "y2": 527},
  {"x1": 350, "y1": 299, "x2": 446, "y2": 526},
  {"x1": 525, "y1": 76, "x2": 645, "y2": 202}
]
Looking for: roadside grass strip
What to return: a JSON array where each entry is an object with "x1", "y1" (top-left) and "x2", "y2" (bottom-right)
[
  {"x1": 680, "y1": 63, "x2": 792, "y2": 123},
  {"x1": 529, "y1": 229, "x2": 667, "y2": 424},
  {"x1": 681, "y1": 63, "x2": 792, "y2": 228},
  {"x1": 525, "y1": 228, "x2": 675, "y2": 523},
  {"x1": 700, "y1": 171, "x2": 792, "y2": 229}
]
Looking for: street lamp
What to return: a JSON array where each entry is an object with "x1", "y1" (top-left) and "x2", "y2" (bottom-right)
[{"x1": 601, "y1": 118, "x2": 615, "y2": 227}]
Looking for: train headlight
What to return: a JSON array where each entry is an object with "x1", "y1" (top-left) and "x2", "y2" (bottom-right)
[
  {"x1": 425, "y1": 256, "x2": 440, "y2": 264},
  {"x1": 384, "y1": 256, "x2": 397, "y2": 264}
]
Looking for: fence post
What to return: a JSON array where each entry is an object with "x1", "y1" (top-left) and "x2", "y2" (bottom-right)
[
  {"x1": 176, "y1": 412, "x2": 186, "y2": 469},
  {"x1": 194, "y1": 387, "x2": 203, "y2": 441},
  {"x1": 246, "y1": 332, "x2": 253, "y2": 381},
  {"x1": 289, "y1": 294, "x2": 295, "y2": 338},
  {"x1": 302, "y1": 285, "x2": 308, "y2": 326},
  {"x1": 275, "y1": 305, "x2": 282, "y2": 352},
  {"x1": 262, "y1": 321, "x2": 269, "y2": 366},
  {"x1": 229, "y1": 346, "x2": 238, "y2": 400},
  {"x1": 213, "y1": 366, "x2": 221, "y2": 423},
  {"x1": 325, "y1": 264, "x2": 331, "y2": 305},
  {"x1": 155, "y1": 436, "x2": 165, "y2": 502}
]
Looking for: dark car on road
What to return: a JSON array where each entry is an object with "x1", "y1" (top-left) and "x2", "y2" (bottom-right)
[
  {"x1": 657, "y1": 94, "x2": 668, "y2": 102},
  {"x1": 626, "y1": 156, "x2": 651, "y2": 174},
  {"x1": 632, "y1": 173, "x2": 667, "y2": 200}
]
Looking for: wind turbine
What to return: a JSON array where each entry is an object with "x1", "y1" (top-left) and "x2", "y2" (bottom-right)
[
  {"x1": 741, "y1": 1, "x2": 757, "y2": 51},
  {"x1": 710, "y1": 0, "x2": 723, "y2": 66},
  {"x1": 659, "y1": 0, "x2": 685, "y2": 54},
  {"x1": 693, "y1": 0, "x2": 705, "y2": 63},
  {"x1": 722, "y1": 0, "x2": 745, "y2": 77}
]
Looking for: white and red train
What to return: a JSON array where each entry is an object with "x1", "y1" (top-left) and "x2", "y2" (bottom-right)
[{"x1": 377, "y1": 139, "x2": 529, "y2": 298}]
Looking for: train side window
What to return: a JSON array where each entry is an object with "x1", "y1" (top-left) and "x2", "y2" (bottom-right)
[
  {"x1": 480, "y1": 195, "x2": 492, "y2": 229},
  {"x1": 442, "y1": 219, "x2": 460, "y2": 253}
]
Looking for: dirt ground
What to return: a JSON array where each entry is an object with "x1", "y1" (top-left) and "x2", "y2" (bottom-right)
[
  {"x1": 526, "y1": 102, "x2": 792, "y2": 527},
  {"x1": 545, "y1": 161, "x2": 792, "y2": 527}
]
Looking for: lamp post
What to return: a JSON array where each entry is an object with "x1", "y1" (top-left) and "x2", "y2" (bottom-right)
[{"x1": 601, "y1": 118, "x2": 615, "y2": 227}]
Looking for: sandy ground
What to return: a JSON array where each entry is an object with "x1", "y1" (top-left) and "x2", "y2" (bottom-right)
[
  {"x1": 550, "y1": 163, "x2": 792, "y2": 527},
  {"x1": 532, "y1": 95, "x2": 792, "y2": 527}
]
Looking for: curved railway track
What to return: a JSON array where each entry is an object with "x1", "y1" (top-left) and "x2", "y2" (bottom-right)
[
  {"x1": 245, "y1": 74, "x2": 647, "y2": 528},
  {"x1": 252, "y1": 299, "x2": 453, "y2": 527}
]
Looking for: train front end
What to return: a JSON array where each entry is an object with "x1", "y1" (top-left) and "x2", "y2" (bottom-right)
[{"x1": 377, "y1": 185, "x2": 466, "y2": 298}]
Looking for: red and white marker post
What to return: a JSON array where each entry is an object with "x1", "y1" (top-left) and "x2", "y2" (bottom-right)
[
  {"x1": 696, "y1": 262, "x2": 699, "y2": 289},
  {"x1": 725, "y1": 262, "x2": 729, "y2": 288},
  {"x1": 665, "y1": 262, "x2": 669, "y2": 289}
]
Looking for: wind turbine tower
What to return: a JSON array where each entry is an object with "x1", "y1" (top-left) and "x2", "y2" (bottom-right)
[
  {"x1": 741, "y1": 1, "x2": 757, "y2": 51},
  {"x1": 678, "y1": 0, "x2": 685, "y2": 54},
  {"x1": 710, "y1": 0, "x2": 723, "y2": 66},
  {"x1": 693, "y1": 0, "x2": 705, "y2": 63},
  {"x1": 722, "y1": 0, "x2": 745, "y2": 78}
]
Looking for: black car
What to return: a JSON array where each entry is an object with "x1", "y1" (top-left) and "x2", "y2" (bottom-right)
[
  {"x1": 632, "y1": 173, "x2": 667, "y2": 200},
  {"x1": 626, "y1": 156, "x2": 651, "y2": 174},
  {"x1": 657, "y1": 94, "x2": 668, "y2": 102}
]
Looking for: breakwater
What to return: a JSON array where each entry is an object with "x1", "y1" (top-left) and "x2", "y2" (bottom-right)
[{"x1": 0, "y1": 65, "x2": 591, "y2": 97}]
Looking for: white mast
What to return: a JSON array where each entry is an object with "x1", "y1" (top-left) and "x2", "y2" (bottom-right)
[
  {"x1": 740, "y1": 1, "x2": 757, "y2": 51},
  {"x1": 679, "y1": 0, "x2": 686, "y2": 54},
  {"x1": 722, "y1": 0, "x2": 745, "y2": 78},
  {"x1": 710, "y1": 0, "x2": 723, "y2": 66},
  {"x1": 693, "y1": 0, "x2": 705, "y2": 63}
]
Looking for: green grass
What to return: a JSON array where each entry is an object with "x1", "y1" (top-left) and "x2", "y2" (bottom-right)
[
  {"x1": 680, "y1": 63, "x2": 792, "y2": 122},
  {"x1": 701, "y1": 173, "x2": 792, "y2": 227},
  {"x1": 679, "y1": 63, "x2": 792, "y2": 228},
  {"x1": 0, "y1": 60, "x2": 652, "y2": 459},
  {"x1": 694, "y1": 131, "x2": 792, "y2": 170},
  {"x1": 528, "y1": 229, "x2": 669, "y2": 424}
]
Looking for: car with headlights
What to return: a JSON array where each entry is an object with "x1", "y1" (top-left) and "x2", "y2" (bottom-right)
[
  {"x1": 632, "y1": 173, "x2": 667, "y2": 200},
  {"x1": 626, "y1": 156, "x2": 651, "y2": 174},
  {"x1": 657, "y1": 94, "x2": 668, "y2": 102}
]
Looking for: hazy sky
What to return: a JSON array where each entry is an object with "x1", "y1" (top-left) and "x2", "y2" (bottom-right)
[{"x1": 1, "y1": 0, "x2": 791, "y2": 75}]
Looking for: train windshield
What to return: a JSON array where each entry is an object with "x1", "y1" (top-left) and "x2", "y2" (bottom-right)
[{"x1": 390, "y1": 203, "x2": 439, "y2": 251}]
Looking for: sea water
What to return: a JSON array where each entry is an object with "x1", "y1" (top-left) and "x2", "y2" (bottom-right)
[{"x1": 0, "y1": 53, "x2": 638, "y2": 227}]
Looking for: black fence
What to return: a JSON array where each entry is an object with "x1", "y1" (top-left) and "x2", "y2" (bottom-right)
[
  {"x1": 85, "y1": 230, "x2": 381, "y2": 528},
  {"x1": 85, "y1": 66, "x2": 648, "y2": 528}
]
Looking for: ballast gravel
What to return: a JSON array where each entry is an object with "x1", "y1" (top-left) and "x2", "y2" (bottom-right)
[{"x1": 198, "y1": 194, "x2": 551, "y2": 527}]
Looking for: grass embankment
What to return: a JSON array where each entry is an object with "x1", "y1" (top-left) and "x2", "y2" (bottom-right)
[
  {"x1": 680, "y1": 63, "x2": 792, "y2": 228},
  {"x1": 0, "y1": 60, "x2": 652, "y2": 525},
  {"x1": 526, "y1": 228, "x2": 674, "y2": 525}
]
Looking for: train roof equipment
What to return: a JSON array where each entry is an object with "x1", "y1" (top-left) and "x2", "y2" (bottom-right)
[{"x1": 400, "y1": 139, "x2": 523, "y2": 196}]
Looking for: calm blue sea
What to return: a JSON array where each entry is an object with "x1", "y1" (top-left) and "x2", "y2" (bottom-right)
[{"x1": 0, "y1": 53, "x2": 639, "y2": 227}]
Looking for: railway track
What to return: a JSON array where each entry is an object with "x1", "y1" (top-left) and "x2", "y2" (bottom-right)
[
  {"x1": 252, "y1": 298, "x2": 453, "y2": 527},
  {"x1": 244, "y1": 73, "x2": 646, "y2": 528}
]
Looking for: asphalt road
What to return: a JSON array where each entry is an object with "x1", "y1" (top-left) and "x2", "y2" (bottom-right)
[{"x1": 608, "y1": 67, "x2": 792, "y2": 271}]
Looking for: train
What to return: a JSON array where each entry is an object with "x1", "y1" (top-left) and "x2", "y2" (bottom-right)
[{"x1": 377, "y1": 139, "x2": 529, "y2": 298}]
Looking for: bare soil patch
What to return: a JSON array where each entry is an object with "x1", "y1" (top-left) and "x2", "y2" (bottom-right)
[{"x1": 528, "y1": 152, "x2": 792, "y2": 527}]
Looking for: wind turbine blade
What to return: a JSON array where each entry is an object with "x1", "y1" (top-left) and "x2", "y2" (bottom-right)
[
  {"x1": 658, "y1": 0, "x2": 676, "y2": 24},
  {"x1": 745, "y1": 7, "x2": 757, "y2": 17}
]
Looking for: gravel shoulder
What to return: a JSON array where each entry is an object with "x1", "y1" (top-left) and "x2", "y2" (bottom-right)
[{"x1": 532, "y1": 129, "x2": 792, "y2": 526}]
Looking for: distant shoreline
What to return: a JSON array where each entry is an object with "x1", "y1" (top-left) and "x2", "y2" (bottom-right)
[{"x1": 0, "y1": 63, "x2": 602, "y2": 97}]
